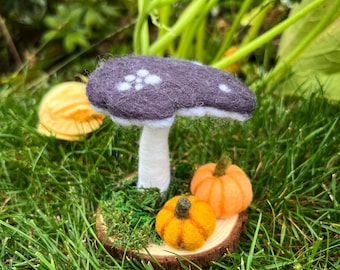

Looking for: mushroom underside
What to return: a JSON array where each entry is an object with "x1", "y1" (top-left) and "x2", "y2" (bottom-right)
[{"x1": 92, "y1": 104, "x2": 251, "y2": 128}]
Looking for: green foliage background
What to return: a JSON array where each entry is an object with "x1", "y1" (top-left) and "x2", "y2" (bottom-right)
[
  {"x1": 278, "y1": 0, "x2": 340, "y2": 100},
  {"x1": 0, "y1": 0, "x2": 339, "y2": 269}
]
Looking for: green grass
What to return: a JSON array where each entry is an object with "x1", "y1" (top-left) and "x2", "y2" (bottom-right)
[{"x1": 1, "y1": 82, "x2": 339, "y2": 269}]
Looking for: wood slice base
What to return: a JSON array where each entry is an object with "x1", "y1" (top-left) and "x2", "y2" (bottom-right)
[{"x1": 96, "y1": 207, "x2": 247, "y2": 269}]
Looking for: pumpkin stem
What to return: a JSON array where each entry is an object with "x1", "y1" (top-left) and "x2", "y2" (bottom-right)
[
  {"x1": 213, "y1": 156, "x2": 232, "y2": 177},
  {"x1": 175, "y1": 197, "x2": 191, "y2": 219}
]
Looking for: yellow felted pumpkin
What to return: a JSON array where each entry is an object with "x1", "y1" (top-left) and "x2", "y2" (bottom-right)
[
  {"x1": 155, "y1": 195, "x2": 216, "y2": 250},
  {"x1": 37, "y1": 81, "x2": 105, "y2": 140},
  {"x1": 190, "y1": 157, "x2": 253, "y2": 218}
]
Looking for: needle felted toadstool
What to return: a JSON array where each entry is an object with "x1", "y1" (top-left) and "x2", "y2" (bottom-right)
[{"x1": 86, "y1": 55, "x2": 256, "y2": 193}]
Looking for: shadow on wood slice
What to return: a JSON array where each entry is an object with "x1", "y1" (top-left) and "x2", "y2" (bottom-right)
[{"x1": 96, "y1": 206, "x2": 248, "y2": 269}]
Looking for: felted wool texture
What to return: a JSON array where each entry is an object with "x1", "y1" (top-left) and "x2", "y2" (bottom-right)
[
  {"x1": 38, "y1": 82, "x2": 105, "y2": 140},
  {"x1": 137, "y1": 126, "x2": 171, "y2": 193},
  {"x1": 155, "y1": 195, "x2": 216, "y2": 250},
  {"x1": 86, "y1": 55, "x2": 256, "y2": 128}
]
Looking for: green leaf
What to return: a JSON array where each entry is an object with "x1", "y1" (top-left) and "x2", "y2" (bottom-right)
[
  {"x1": 99, "y1": 4, "x2": 120, "y2": 18},
  {"x1": 64, "y1": 34, "x2": 76, "y2": 52},
  {"x1": 44, "y1": 16, "x2": 59, "y2": 28},
  {"x1": 295, "y1": 21, "x2": 340, "y2": 74},
  {"x1": 42, "y1": 30, "x2": 59, "y2": 42},
  {"x1": 63, "y1": 32, "x2": 89, "y2": 53},
  {"x1": 84, "y1": 9, "x2": 103, "y2": 28},
  {"x1": 278, "y1": 0, "x2": 340, "y2": 100}
]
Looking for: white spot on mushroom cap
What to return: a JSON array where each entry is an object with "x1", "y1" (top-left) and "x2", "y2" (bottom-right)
[
  {"x1": 116, "y1": 69, "x2": 162, "y2": 91},
  {"x1": 124, "y1": 74, "x2": 136, "y2": 82},
  {"x1": 144, "y1": 74, "x2": 162, "y2": 85},
  {"x1": 117, "y1": 82, "x2": 132, "y2": 91},
  {"x1": 135, "y1": 84, "x2": 144, "y2": 91},
  {"x1": 219, "y1": 83, "x2": 232, "y2": 93},
  {"x1": 136, "y1": 69, "x2": 150, "y2": 77}
]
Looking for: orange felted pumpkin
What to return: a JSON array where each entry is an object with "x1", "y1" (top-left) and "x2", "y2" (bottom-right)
[
  {"x1": 190, "y1": 157, "x2": 253, "y2": 218},
  {"x1": 155, "y1": 195, "x2": 216, "y2": 251}
]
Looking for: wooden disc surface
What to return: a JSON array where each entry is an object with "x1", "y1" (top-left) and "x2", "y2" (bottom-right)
[{"x1": 96, "y1": 207, "x2": 247, "y2": 269}]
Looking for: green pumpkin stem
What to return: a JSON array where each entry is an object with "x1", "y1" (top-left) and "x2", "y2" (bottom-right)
[
  {"x1": 175, "y1": 197, "x2": 191, "y2": 219},
  {"x1": 213, "y1": 156, "x2": 232, "y2": 177}
]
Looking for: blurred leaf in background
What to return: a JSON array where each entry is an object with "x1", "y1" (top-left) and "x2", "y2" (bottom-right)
[
  {"x1": 42, "y1": 0, "x2": 120, "y2": 53},
  {"x1": 278, "y1": 0, "x2": 340, "y2": 100},
  {"x1": 1, "y1": 0, "x2": 47, "y2": 25},
  {"x1": 0, "y1": 0, "x2": 47, "y2": 73}
]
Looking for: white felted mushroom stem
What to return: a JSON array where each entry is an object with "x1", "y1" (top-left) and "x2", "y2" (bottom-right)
[{"x1": 137, "y1": 126, "x2": 171, "y2": 193}]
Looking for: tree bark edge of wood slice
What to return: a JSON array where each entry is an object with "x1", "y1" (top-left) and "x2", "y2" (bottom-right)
[{"x1": 96, "y1": 206, "x2": 248, "y2": 269}]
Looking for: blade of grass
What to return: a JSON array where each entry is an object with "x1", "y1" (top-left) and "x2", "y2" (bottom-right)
[
  {"x1": 175, "y1": 0, "x2": 217, "y2": 59},
  {"x1": 246, "y1": 212, "x2": 262, "y2": 270},
  {"x1": 134, "y1": 0, "x2": 151, "y2": 54},
  {"x1": 148, "y1": 0, "x2": 209, "y2": 55},
  {"x1": 212, "y1": 0, "x2": 326, "y2": 70},
  {"x1": 240, "y1": 1, "x2": 274, "y2": 48},
  {"x1": 213, "y1": 0, "x2": 253, "y2": 62},
  {"x1": 34, "y1": 252, "x2": 56, "y2": 270}
]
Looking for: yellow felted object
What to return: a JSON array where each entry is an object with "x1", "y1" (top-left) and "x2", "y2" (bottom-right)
[
  {"x1": 191, "y1": 156, "x2": 253, "y2": 218},
  {"x1": 223, "y1": 46, "x2": 240, "y2": 73},
  {"x1": 155, "y1": 195, "x2": 216, "y2": 250},
  {"x1": 37, "y1": 81, "x2": 105, "y2": 140}
]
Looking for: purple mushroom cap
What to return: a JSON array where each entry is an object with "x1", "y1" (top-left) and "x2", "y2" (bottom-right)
[{"x1": 86, "y1": 55, "x2": 256, "y2": 128}]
